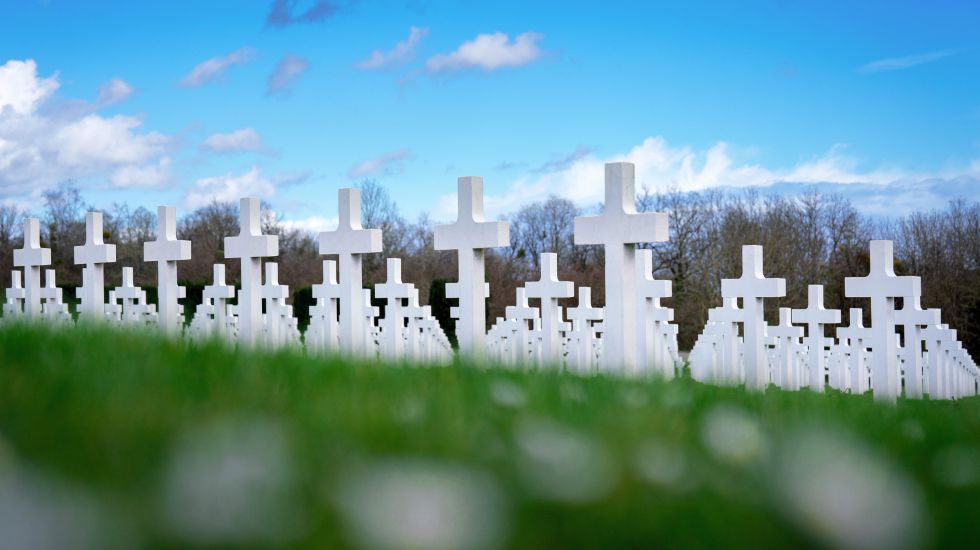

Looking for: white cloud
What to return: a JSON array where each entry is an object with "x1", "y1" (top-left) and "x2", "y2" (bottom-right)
[
  {"x1": 267, "y1": 54, "x2": 309, "y2": 96},
  {"x1": 109, "y1": 157, "x2": 172, "y2": 188},
  {"x1": 0, "y1": 59, "x2": 58, "y2": 115},
  {"x1": 180, "y1": 47, "x2": 256, "y2": 88},
  {"x1": 357, "y1": 26, "x2": 429, "y2": 70},
  {"x1": 202, "y1": 128, "x2": 263, "y2": 153},
  {"x1": 278, "y1": 215, "x2": 338, "y2": 233},
  {"x1": 96, "y1": 78, "x2": 134, "y2": 106},
  {"x1": 436, "y1": 137, "x2": 966, "y2": 220},
  {"x1": 426, "y1": 32, "x2": 543, "y2": 73},
  {"x1": 858, "y1": 50, "x2": 954, "y2": 74},
  {"x1": 0, "y1": 59, "x2": 174, "y2": 196},
  {"x1": 183, "y1": 165, "x2": 276, "y2": 209},
  {"x1": 348, "y1": 149, "x2": 411, "y2": 179},
  {"x1": 51, "y1": 114, "x2": 169, "y2": 167}
]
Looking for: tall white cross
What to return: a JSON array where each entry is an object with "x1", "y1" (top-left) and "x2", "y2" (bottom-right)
[
  {"x1": 434, "y1": 177, "x2": 509, "y2": 357},
  {"x1": 505, "y1": 287, "x2": 539, "y2": 365},
  {"x1": 309, "y1": 260, "x2": 342, "y2": 351},
  {"x1": 114, "y1": 267, "x2": 143, "y2": 323},
  {"x1": 203, "y1": 264, "x2": 236, "y2": 339},
  {"x1": 720, "y1": 245, "x2": 785, "y2": 391},
  {"x1": 4, "y1": 270, "x2": 26, "y2": 317},
  {"x1": 376, "y1": 258, "x2": 414, "y2": 359},
  {"x1": 402, "y1": 288, "x2": 427, "y2": 360},
  {"x1": 224, "y1": 198, "x2": 278, "y2": 345},
  {"x1": 261, "y1": 262, "x2": 289, "y2": 348},
  {"x1": 73, "y1": 212, "x2": 117, "y2": 322},
  {"x1": 573, "y1": 162, "x2": 668, "y2": 373},
  {"x1": 566, "y1": 286, "x2": 603, "y2": 373},
  {"x1": 921, "y1": 321, "x2": 950, "y2": 399},
  {"x1": 894, "y1": 296, "x2": 940, "y2": 399},
  {"x1": 791, "y1": 285, "x2": 841, "y2": 392},
  {"x1": 636, "y1": 248, "x2": 673, "y2": 377},
  {"x1": 838, "y1": 308, "x2": 873, "y2": 394},
  {"x1": 144, "y1": 205, "x2": 191, "y2": 334},
  {"x1": 768, "y1": 307, "x2": 803, "y2": 390},
  {"x1": 525, "y1": 253, "x2": 574, "y2": 365},
  {"x1": 845, "y1": 240, "x2": 919, "y2": 403},
  {"x1": 708, "y1": 297, "x2": 742, "y2": 383},
  {"x1": 319, "y1": 188, "x2": 382, "y2": 355},
  {"x1": 13, "y1": 218, "x2": 51, "y2": 318},
  {"x1": 39, "y1": 269, "x2": 68, "y2": 321}
]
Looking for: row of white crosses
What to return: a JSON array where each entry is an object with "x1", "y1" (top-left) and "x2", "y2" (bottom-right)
[
  {"x1": 3, "y1": 160, "x2": 976, "y2": 393},
  {"x1": 2, "y1": 191, "x2": 452, "y2": 361},
  {"x1": 690, "y1": 241, "x2": 979, "y2": 401},
  {"x1": 481, "y1": 163, "x2": 680, "y2": 374}
]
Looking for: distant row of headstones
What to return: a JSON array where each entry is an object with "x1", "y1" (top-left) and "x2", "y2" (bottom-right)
[{"x1": 3, "y1": 162, "x2": 977, "y2": 401}]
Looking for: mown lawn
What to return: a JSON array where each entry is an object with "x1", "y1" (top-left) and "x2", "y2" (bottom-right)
[{"x1": 0, "y1": 323, "x2": 978, "y2": 549}]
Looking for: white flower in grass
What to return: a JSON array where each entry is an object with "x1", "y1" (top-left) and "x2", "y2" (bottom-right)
[
  {"x1": 775, "y1": 429, "x2": 926, "y2": 550},
  {"x1": 700, "y1": 405, "x2": 768, "y2": 465},
  {"x1": 490, "y1": 380, "x2": 526, "y2": 408},
  {"x1": 159, "y1": 416, "x2": 305, "y2": 544},
  {"x1": 633, "y1": 438, "x2": 695, "y2": 492},
  {"x1": 334, "y1": 459, "x2": 509, "y2": 550},
  {"x1": 0, "y1": 463, "x2": 121, "y2": 550},
  {"x1": 514, "y1": 418, "x2": 617, "y2": 503}
]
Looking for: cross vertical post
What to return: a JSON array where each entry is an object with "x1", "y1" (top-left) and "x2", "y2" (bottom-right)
[
  {"x1": 791, "y1": 284, "x2": 841, "y2": 392},
  {"x1": 434, "y1": 177, "x2": 509, "y2": 358},
  {"x1": 13, "y1": 218, "x2": 51, "y2": 318},
  {"x1": 224, "y1": 198, "x2": 278, "y2": 345},
  {"x1": 845, "y1": 240, "x2": 919, "y2": 403},
  {"x1": 573, "y1": 163, "x2": 668, "y2": 373},
  {"x1": 144, "y1": 205, "x2": 191, "y2": 334},
  {"x1": 720, "y1": 245, "x2": 786, "y2": 391},
  {"x1": 73, "y1": 212, "x2": 117, "y2": 322},
  {"x1": 319, "y1": 188, "x2": 383, "y2": 355}
]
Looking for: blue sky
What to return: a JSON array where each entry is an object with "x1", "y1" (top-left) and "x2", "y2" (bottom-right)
[{"x1": 1, "y1": 0, "x2": 978, "y2": 229}]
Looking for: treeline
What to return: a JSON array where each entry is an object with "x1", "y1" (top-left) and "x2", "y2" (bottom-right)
[{"x1": 1, "y1": 181, "x2": 978, "y2": 356}]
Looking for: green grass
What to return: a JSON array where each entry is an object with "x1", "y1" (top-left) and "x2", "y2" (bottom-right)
[{"x1": 0, "y1": 323, "x2": 979, "y2": 549}]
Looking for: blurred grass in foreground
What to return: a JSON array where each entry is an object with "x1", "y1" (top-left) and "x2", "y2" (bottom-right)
[{"x1": 0, "y1": 323, "x2": 979, "y2": 549}]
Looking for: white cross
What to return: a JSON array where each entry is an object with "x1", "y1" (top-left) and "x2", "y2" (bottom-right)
[
  {"x1": 104, "y1": 290, "x2": 122, "y2": 324},
  {"x1": 768, "y1": 307, "x2": 803, "y2": 390},
  {"x1": 309, "y1": 260, "x2": 342, "y2": 351},
  {"x1": 573, "y1": 162, "x2": 668, "y2": 373},
  {"x1": 319, "y1": 188, "x2": 382, "y2": 355},
  {"x1": 636, "y1": 248, "x2": 673, "y2": 377},
  {"x1": 203, "y1": 264, "x2": 236, "y2": 339},
  {"x1": 921, "y1": 322, "x2": 952, "y2": 399},
  {"x1": 894, "y1": 295, "x2": 940, "y2": 398},
  {"x1": 361, "y1": 288, "x2": 381, "y2": 354},
  {"x1": 114, "y1": 267, "x2": 143, "y2": 323},
  {"x1": 844, "y1": 240, "x2": 919, "y2": 402},
  {"x1": 261, "y1": 262, "x2": 289, "y2": 348},
  {"x1": 144, "y1": 205, "x2": 191, "y2": 334},
  {"x1": 566, "y1": 286, "x2": 603, "y2": 373},
  {"x1": 13, "y1": 218, "x2": 50, "y2": 318},
  {"x1": 720, "y1": 245, "x2": 785, "y2": 391},
  {"x1": 505, "y1": 287, "x2": 539, "y2": 365},
  {"x1": 4, "y1": 270, "x2": 26, "y2": 318},
  {"x1": 838, "y1": 308, "x2": 873, "y2": 394},
  {"x1": 708, "y1": 297, "x2": 742, "y2": 384},
  {"x1": 375, "y1": 258, "x2": 414, "y2": 359},
  {"x1": 791, "y1": 285, "x2": 841, "y2": 392},
  {"x1": 525, "y1": 253, "x2": 574, "y2": 365},
  {"x1": 434, "y1": 177, "x2": 509, "y2": 357},
  {"x1": 402, "y1": 288, "x2": 427, "y2": 360},
  {"x1": 73, "y1": 212, "x2": 117, "y2": 321},
  {"x1": 224, "y1": 198, "x2": 278, "y2": 345},
  {"x1": 39, "y1": 269, "x2": 69, "y2": 322}
]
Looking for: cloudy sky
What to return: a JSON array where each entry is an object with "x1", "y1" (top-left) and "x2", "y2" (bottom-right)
[{"x1": 1, "y1": 0, "x2": 978, "y2": 230}]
